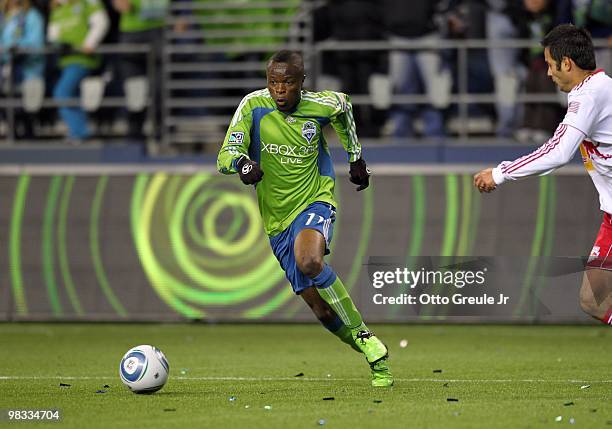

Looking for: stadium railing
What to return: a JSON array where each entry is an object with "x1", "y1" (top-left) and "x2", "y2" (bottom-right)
[{"x1": 0, "y1": 0, "x2": 609, "y2": 156}]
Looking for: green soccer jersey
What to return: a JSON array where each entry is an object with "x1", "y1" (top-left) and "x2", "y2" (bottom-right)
[
  {"x1": 119, "y1": 0, "x2": 167, "y2": 33},
  {"x1": 49, "y1": 0, "x2": 105, "y2": 69},
  {"x1": 217, "y1": 89, "x2": 362, "y2": 237}
]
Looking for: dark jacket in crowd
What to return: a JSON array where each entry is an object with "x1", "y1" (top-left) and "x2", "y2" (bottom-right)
[{"x1": 381, "y1": 0, "x2": 441, "y2": 37}]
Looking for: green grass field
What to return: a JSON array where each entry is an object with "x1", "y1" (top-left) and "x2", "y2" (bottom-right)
[{"x1": 0, "y1": 324, "x2": 610, "y2": 428}]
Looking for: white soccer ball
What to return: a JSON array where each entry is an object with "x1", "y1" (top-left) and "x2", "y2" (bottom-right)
[{"x1": 119, "y1": 345, "x2": 169, "y2": 394}]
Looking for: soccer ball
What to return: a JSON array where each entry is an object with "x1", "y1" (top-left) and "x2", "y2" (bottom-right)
[{"x1": 119, "y1": 345, "x2": 169, "y2": 394}]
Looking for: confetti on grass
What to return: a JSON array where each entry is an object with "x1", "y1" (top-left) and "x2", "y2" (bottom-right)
[
  {"x1": 59, "y1": 383, "x2": 71, "y2": 387},
  {"x1": 322, "y1": 397, "x2": 334, "y2": 401},
  {"x1": 294, "y1": 372, "x2": 304, "y2": 377},
  {"x1": 433, "y1": 369, "x2": 443, "y2": 373},
  {"x1": 447, "y1": 398, "x2": 459, "y2": 402}
]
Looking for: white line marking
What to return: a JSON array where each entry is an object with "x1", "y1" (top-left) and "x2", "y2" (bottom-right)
[{"x1": 0, "y1": 376, "x2": 610, "y2": 383}]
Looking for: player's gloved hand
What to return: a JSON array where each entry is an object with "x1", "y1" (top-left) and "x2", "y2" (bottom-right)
[
  {"x1": 236, "y1": 156, "x2": 264, "y2": 185},
  {"x1": 349, "y1": 158, "x2": 370, "y2": 191}
]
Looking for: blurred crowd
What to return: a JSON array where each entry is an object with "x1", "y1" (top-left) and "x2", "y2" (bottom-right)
[
  {"x1": 0, "y1": 0, "x2": 611, "y2": 144},
  {"x1": 0, "y1": 0, "x2": 168, "y2": 143},
  {"x1": 315, "y1": 0, "x2": 611, "y2": 141}
]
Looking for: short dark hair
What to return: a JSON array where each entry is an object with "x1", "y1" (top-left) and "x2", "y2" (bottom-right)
[
  {"x1": 541, "y1": 24, "x2": 596, "y2": 71},
  {"x1": 267, "y1": 50, "x2": 304, "y2": 73}
]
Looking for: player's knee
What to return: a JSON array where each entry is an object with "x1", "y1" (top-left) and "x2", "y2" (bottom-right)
[{"x1": 297, "y1": 255, "x2": 324, "y2": 278}]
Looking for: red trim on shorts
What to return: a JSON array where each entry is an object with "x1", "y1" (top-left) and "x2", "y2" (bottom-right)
[{"x1": 586, "y1": 212, "x2": 612, "y2": 270}]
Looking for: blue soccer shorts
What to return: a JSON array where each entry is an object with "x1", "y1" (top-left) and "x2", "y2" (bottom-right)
[{"x1": 269, "y1": 201, "x2": 336, "y2": 294}]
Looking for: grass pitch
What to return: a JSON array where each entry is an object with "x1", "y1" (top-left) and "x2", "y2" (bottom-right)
[{"x1": 0, "y1": 324, "x2": 610, "y2": 428}]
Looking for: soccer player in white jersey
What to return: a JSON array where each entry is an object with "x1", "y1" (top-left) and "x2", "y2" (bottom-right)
[{"x1": 474, "y1": 24, "x2": 612, "y2": 325}]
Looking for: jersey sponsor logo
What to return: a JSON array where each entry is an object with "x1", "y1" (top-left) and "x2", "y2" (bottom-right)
[
  {"x1": 285, "y1": 116, "x2": 296, "y2": 124},
  {"x1": 582, "y1": 140, "x2": 612, "y2": 160},
  {"x1": 568, "y1": 101, "x2": 580, "y2": 114},
  {"x1": 301, "y1": 121, "x2": 317, "y2": 144},
  {"x1": 261, "y1": 142, "x2": 316, "y2": 160},
  {"x1": 228, "y1": 131, "x2": 244, "y2": 145}
]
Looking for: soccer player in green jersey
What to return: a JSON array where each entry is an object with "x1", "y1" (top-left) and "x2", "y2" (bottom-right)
[{"x1": 217, "y1": 50, "x2": 393, "y2": 387}]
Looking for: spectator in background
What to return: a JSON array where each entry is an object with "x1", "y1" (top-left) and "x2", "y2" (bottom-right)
[
  {"x1": 48, "y1": 0, "x2": 109, "y2": 143},
  {"x1": 486, "y1": 0, "x2": 527, "y2": 138},
  {"x1": 0, "y1": 0, "x2": 45, "y2": 138},
  {"x1": 444, "y1": 0, "x2": 495, "y2": 125},
  {"x1": 113, "y1": 0, "x2": 166, "y2": 141},
  {"x1": 382, "y1": 0, "x2": 451, "y2": 140},
  {"x1": 516, "y1": 0, "x2": 570, "y2": 143},
  {"x1": 573, "y1": 0, "x2": 612, "y2": 72},
  {"x1": 0, "y1": 0, "x2": 45, "y2": 86},
  {"x1": 325, "y1": 0, "x2": 386, "y2": 137}
]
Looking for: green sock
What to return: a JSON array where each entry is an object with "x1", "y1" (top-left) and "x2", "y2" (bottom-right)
[
  {"x1": 332, "y1": 324, "x2": 361, "y2": 353},
  {"x1": 317, "y1": 275, "x2": 367, "y2": 333}
]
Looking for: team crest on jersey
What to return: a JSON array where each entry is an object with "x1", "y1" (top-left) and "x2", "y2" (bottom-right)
[
  {"x1": 568, "y1": 101, "x2": 580, "y2": 114},
  {"x1": 301, "y1": 121, "x2": 317, "y2": 144},
  {"x1": 228, "y1": 131, "x2": 244, "y2": 145}
]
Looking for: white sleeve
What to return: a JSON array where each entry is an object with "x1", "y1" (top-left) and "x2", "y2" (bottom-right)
[
  {"x1": 492, "y1": 123, "x2": 585, "y2": 185},
  {"x1": 83, "y1": 10, "x2": 110, "y2": 50},
  {"x1": 561, "y1": 91, "x2": 598, "y2": 136},
  {"x1": 47, "y1": 23, "x2": 60, "y2": 42}
]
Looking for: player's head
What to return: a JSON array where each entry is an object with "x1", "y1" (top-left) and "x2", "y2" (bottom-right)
[
  {"x1": 541, "y1": 24, "x2": 596, "y2": 92},
  {"x1": 266, "y1": 50, "x2": 305, "y2": 112}
]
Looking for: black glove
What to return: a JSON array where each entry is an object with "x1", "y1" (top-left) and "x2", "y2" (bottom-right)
[
  {"x1": 236, "y1": 156, "x2": 264, "y2": 185},
  {"x1": 349, "y1": 158, "x2": 370, "y2": 191}
]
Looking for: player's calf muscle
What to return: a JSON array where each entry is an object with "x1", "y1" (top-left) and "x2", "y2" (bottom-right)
[
  {"x1": 301, "y1": 288, "x2": 336, "y2": 323},
  {"x1": 579, "y1": 270, "x2": 612, "y2": 318}
]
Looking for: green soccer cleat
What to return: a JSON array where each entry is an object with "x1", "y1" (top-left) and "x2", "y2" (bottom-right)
[
  {"x1": 370, "y1": 357, "x2": 394, "y2": 387},
  {"x1": 353, "y1": 330, "x2": 388, "y2": 363}
]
